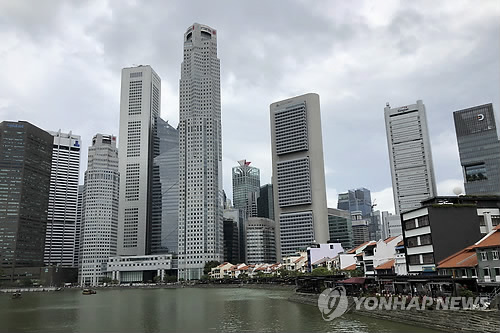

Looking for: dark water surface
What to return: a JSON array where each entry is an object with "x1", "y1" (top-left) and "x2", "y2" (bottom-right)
[{"x1": 0, "y1": 288, "x2": 438, "y2": 332}]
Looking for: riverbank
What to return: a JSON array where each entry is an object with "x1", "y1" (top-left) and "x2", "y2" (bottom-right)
[{"x1": 288, "y1": 292, "x2": 500, "y2": 333}]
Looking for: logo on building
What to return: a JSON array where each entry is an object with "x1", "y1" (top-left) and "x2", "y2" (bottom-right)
[
  {"x1": 317, "y1": 286, "x2": 348, "y2": 321},
  {"x1": 74, "y1": 140, "x2": 80, "y2": 147},
  {"x1": 477, "y1": 113, "x2": 485, "y2": 121}
]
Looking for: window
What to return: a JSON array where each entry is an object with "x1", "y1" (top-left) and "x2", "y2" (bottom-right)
[
  {"x1": 483, "y1": 267, "x2": 490, "y2": 277},
  {"x1": 465, "y1": 163, "x2": 487, "y2": 182},
  {"x1": 471, "y1": 268, "x2": 477, "y2": 277},
  {"x1": 422, "y1": 253, "x2": 434, "y2": 264},
  {"x1": 495, "y1": 267, "x2": 500, "y2": 277},
  {"x1": 420, "y1": 234, "x2": 432, "y2": 245},
  {"x1": 479, "y1": 215, "x2": 486, "y2": 227},
  {"x1": 408, "y1": 255, "x2": 420, "y2": 265},
  {"x1": 492, "y1": 251, "x2": 499, "y2": 261},
  {"x1": 480, "y1": 252, "x2": 488, "y2": 261},
  {"x1": 407, "y1": 236, "x2": 418, "y2": 248},
  {"x1": 492, "y1": 215, "x2": 500, "y2": 227},
  {"x1": 418, "y1": 215, "x2": 430, "y2": 227},
  {"x1": 405, "y1": 219, "x2": 416, "y2": 230}
]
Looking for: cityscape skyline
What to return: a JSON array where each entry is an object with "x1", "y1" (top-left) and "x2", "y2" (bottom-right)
[{"x1": 0, "y1": 2, "x2": 499, "y2": 214}]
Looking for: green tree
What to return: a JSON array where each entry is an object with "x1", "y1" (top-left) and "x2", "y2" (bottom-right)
[
  {"x1": 153, "y1": 276, "x2": 162, "y2": 283},
  {"x1": 203, "y1": 261, "x2": 220, "y2": 275},
  {"x1": 278, "y1": 268, "x2": 289, "y2": 277},
  {"x1": 100, "y1": 276, "x2": 112, "y2": 284},
  {"x1": 164, "y1": 275, "x2": 178, "y2": 283},
  {"x1": 311, "y1": 267, "x2": 330, "y2": 276},
  {"x1": 350, "y1": 268, "x2": 364, "y2": 277}
]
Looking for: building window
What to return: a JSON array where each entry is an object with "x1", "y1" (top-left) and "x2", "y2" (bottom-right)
[
  {"x1": 480, "y1": 252, "x2": 488, "y2": 261},
  {"x1": 492, "y1": 215, "x2": 500, "y2": 227},
  {"x1": 483, "y1": 267, "x2": 490, "y2": 277},
  {"x1": 495, "y1": 267, "x2": 500, "y2": 277},
  {"x1": 464, "y1": 163, "x2": 487, "y2": 182},
  {"x1": 479, "y1": 215, "x2": 486, "y2": 226},
  {"x1": 408, "y1": 255, "x2": 420, "y2": 265},
  {"x1": 418, "y1": 216, "x2": 430, "y2": 227},
  {"x1": 405, "y1": 219, "x2": 416, "y2": 230},
  {"x1": 407, "y1": 236, "x2": 418, "y2": 248},
  {"x1": 471, "y1": 268, "x2": 477, "y2": 277},
  {"x1": 420, "y1": 234, "x2": 432, "y2": 246},
  {"x1": 422, "y1": 253, "x2": 434, "y2": 264},
  {"x1": 492, "y1": 250, "x2": 499, "y2": 261}
]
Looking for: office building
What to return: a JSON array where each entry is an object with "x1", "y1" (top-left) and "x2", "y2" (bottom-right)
[
  {"x1": 381, "y1": 211, "x2": 402, "y2": 239},
  {"x1": 246, "y1": 217, "x2": 276, "y2": 264},
  {"x1": 151, "y1": 118, "x2": 179, "y2": 254},
  {"x1": 80, "y1": 134, "x2": 120, "y2": 286},
  {"x1": 337, "y1": 188, "x2": 372, "y2": 218},
  {"x1": 232, "y1": 160, "x2": 260, "y2": 218},
  {"x1": 223, "y1": 207, "x2": 244, "y2": 263},
  {"x1": 270, "y1": 93, "x2": 329, "y2": 259},
  {"x1": 453, "y1": 103, "x2": 500, "y2": 195},
  {"x1": 117, "y1": 65, "x2": 161, "y2": 256},
  {"x1": 351, "y1": 211, "x2": 370, "y2": 248},
  {"x1": 0, "y1": 121, "x2": 53, "y2": 280},
  {"x1": 75, "y1": 184, "x2": 83, "y2": 270},
  {"x1": 44, "y1": 130, "x2": 81, "y2": 267},
  {"x1": 258, "y1": 184, "x2": 274, "y2": 220},
  {"x1": 401, "y1": 196, "x2": 500, "y2": 274},
  {"x1": 384, "y1": 100, "x2": 437, "y2": 214},
  {"x1": 327, "y1": 208, "x2": 353, "y2": 251},
  {"x1": 178, "y1": 23, "x2": 223, "y2": 280}
]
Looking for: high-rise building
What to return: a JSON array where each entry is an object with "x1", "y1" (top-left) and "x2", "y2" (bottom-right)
[
  {"x1": 327, "y1": 208, "x2": 353, "y2": 251},
  {"x1": 178, "y1": 23, "x2": 223, "y2": 280},
  {"x1": 75, "y1": 184, "x2": 83, "y2": 270},
  {"x1": 0, "y1": 121, "x2": 52, "y2": 278},
  {"x1": 44, "y1": 130, "x2": 81, "y2": 267},
  {"x1": 80, "y1": 134, "x2": 119, "y2": 286},
  {"x1": 381, "y1": 211, "x2": 402, "y2": 239},
  {"x1": 453, "y1": 103, "x2": 500, "y2": 195},
  {"x1": 337, "y1": 188, "x2": 372, "y2": 218},
  {"x1": 351, "y1": 211, "x2": 370, "y2": 247},
  {"x1": 257, "y1": 184, "x2": 274, "y2": 221},
  {"x1": 223, "y1": 207, "x2": 244, "y2": 263},
  {"x1": 152, "y1": 118, "x2": 179, "y2": 254},
  {"x1": 232, "y1": 160, "x2": 260, "y2": 218},
  {"x1": 246, "y1": 217, "x2": 276, "y2": 264},
  {"x1": 117, "y1": 65, "x2": 161, "y2": 256},
  {"x1": 384, "y1": 100, "x2": 437, "y2": 215},
  {"x1": 270, "y1": 93, "x2": 329, "y2": 260}
]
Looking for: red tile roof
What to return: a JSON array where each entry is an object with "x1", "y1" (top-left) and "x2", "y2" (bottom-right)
[
  {"x1": 472, "y1": 229, "x2": 500, "y2": 249},
  {"x1": 294, "y1": 256, "x2": 305, "y2": 263},
  {"x1": 342, "y1": 263, "x2": 357, "y2": 271},
  {"x1": 375, "y1": 259, "x2": 395, "y2": 270},
  {"x1": 438, "y1": 247, "x2": 477, "y2": 268},
  {"x1": 347, "y1": 241, "x2": 376, "y2": 254},
  {"x1": 383, "y1": 236, "x2": 398, "y2": 244},
  {"x1": 396, "y1": 240, "x2": 404, "y2": 246}
]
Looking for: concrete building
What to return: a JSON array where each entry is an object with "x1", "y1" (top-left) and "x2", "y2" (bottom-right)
[
  {"x1": 400, "y1": 196, "x2": 500, "y2": 274},
  {"x1": 327, "y1": 208, "x2": 353, "y2": 250},
  {"x1": 106, "y1": 254, "x2": 175, "y2": 283},
  {"x1": 270, "y1": 93, "x2": 329, "y2": 260},
  {"x1": 223, "y1": 216, "x2": 240, "y2": 264},
  {"x1": 453, "y1": 103, "x2": 500, "y2": 195},
  {"x1": 44, "y1": 130, "x2": 81, "y2": 267},
  {"x1": 75, "y1": 185, "x2": 83, "y2": 271},
  {"x1": 354, "y1": 235, "x2": 402, "y2": 275},
  {"x1": 152, "y1": 118, "x2": 179, "y2": 254},
  {"x1": 384, "y1": 100, "x2": 437, "y2": 214},
  {"x1": 337, "y1": 188, "x2": 372, "y2": 218},
  {"x1": 351, "y1": 211, "x2": 370, "y2": 248},
  {"x1": 307, "y1": 243, "x2": 344, "y2": 272},
  {"x1": 232, "y1": 160, "x2": 260, "y2": 219},
  {"x1": 0, "y1": 121, "x2": 53, "y2": 281},
  {"x1": 178, "y1": 23, "x2": 223, "y2": 280},
  {"x1": 80, "y1": 134, "x2": 120, "y2": 286},
  {"x1": 223, "y1": 207, "x2": 244, "y2": 263},
  {"x1": 257, "y1": 184, "x2": 274, "y2": 221},
  {"x1": 245, "y1": 217, "x2": 276, "y2": 264},
  {"x1": 117, "y1": 65, "x2": 161, "y2": 256},
  {"x1": 381, "y1": 211, "x2": 402, "y2": 239}
]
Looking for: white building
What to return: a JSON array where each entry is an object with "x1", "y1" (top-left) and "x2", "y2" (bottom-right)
[
  {"x1": 307, "y1": 243, "x2": 344, "y2": 272},
  {"x1": 356, "y1": 235, "x2": 403, "y2": 275},
  {"x1": 80, "y1": 134, "x2": 119, "y2": 286},
  {"x1": 381, "y1": 211, "x2": 402, "y2": 239},
  {"x1": 106, "y1": 254, "x2": 174, "y2": 283},
  {"x1": 270, "y1": 93, "x2": 329, "y2": 260},
  {"x1": 44, "y1": 130, "x2": 81, "y2": 267},
  {"x1": 384, "y1": 100, "x2": 437, "y2": 215},
  {"x1": 178, "y1": 23, "x2": 223, "y2": 280},
  {"x1": 117, "y1": 65, "x2": 161, "y2": 256}
]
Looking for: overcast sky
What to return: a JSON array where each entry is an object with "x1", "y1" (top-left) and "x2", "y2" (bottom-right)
[{"x1": 1, "y1": 0, "x2": 499, "y2": 213}]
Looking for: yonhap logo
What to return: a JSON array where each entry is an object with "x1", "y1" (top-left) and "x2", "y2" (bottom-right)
[{"x1": 317, "y1": 286, "x2": 348, "y2": 321}]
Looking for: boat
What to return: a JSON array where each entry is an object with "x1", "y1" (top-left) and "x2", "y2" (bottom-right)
[
  {"x1": 12, "y1": 292, "x2": 22, "y2": 299},
  {"x1": 82, "y1": 289, "x2": 97, "y2": 295}
]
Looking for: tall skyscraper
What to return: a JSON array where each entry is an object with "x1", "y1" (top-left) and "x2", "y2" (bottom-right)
[
  {"x1": 257, "y1": 184, "x2": 274, "y2": 221},
  {"x1": 337, "y1": 188, "x2": 372, "y2": 218},
  {"x1": 80, "y1": 134, "x2": 119, "y2": 286},
  {"x1": 327, "y1": 208, "x2": 353, "y2": 250},
  {"x1": 75, "y1": 184, "x2": 83, "y2": 270},
  {"x1": 178, "y1": 23, "x2": 223, "y2": 280},
  {"x1": 453, "y1": 103, "x2": 500, "y2": 195},
  {"x1": 245, "y1": 217, "x2": 276, "y2": 264},
  {"x1": 0, "y1": 121, "x2": 52, "y2": 278},
  {"x1": 152, "y1": 118, "x2": 179, "y2": 254},
  {"x1": 117, "y1": 65, "x2": 161, "y2": 256},
  {"x1": 351, "y1": 212, "x2": 370, "y2": 247},
  {"x1": 44, "y1": 130, "x2": 81, "y2": 267},
  {"x1": 270, "y1": 93, "x2": 329, "y2": 260},
  {"x1": 384, "y1": 100, "x2": 437, "y2": 215},
  {"x1": 232, "y1": 160, "x2": 260, "y2": 218}
]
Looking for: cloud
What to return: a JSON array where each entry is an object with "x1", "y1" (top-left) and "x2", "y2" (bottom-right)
[{"x1": 371, "y1": 187, "x2": 396, "y2": 215}]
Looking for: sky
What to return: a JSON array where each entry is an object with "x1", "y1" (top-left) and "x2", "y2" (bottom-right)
[{"x1": 1, "y1": 0, "x2": 499, "y2": 214}]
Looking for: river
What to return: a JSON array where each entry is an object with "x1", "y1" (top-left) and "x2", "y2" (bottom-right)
[{"x1": 0, "y1": 288, "x2": 439, "y2": 332}]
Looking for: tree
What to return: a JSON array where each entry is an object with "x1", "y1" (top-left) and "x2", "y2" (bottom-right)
[
  {"x1": 203, "y1": 261, "x2": 220, "y2": 275},
  {"x1": 278, "y1": 268, "x2": 289, "y2": 277},
  {"x1": 100, "y1": 276, "x2": 112, "y2": 284},
  {"x1": 153, "y1": 276, "x2": 162, "y2": 283},
  {"x1": 311, "y1": 267, "x2": 330, "y2": 276},
  {"x1": 350, "y1": 268, "x2": 364, "y2": 277},
  {"x1": 164, "y1": 275, "x2": 178, "y2": 283}
]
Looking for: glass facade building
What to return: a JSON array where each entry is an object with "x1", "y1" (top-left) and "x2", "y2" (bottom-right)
[
  {"x1": 453, "y1": 103, "x2": 500, "y2": 195},
  {"x1": 245, "y1": 217, "x2": 276, "y2": 264},
  {"x1": 232, "y1": 160, "x2": 260, "y2": 219},
  {"x1": 257, "y1": 184, "x2": 274, "y2": 221},
  {"x1": 337, "y1": 188, "x2": 372, "y2": 218},
  {"x1": 327, "y1": 208, "x2": 353, "y2": 250},
  {"x1": 0, "y1": 121, "x2": 53, "y2": 275}
]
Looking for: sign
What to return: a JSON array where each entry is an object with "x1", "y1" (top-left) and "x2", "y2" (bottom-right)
[
  {"x1": 397, "y1": 106, "x2": 409, "y2": 112},
  {"x1": 477, "y1": 113, "x2": 485, "y2": 121}
]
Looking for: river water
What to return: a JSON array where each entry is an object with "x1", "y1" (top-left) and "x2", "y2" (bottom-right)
[{"x1": 0, "y1": 288, "x2": 438, "y2": 332}]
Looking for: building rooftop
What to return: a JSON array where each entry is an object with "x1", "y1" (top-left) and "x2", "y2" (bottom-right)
[
  {"x1": 346, "y1": 241, "x2": 376, "y2": 254},
  {"x1": 375, "y1": 259, "x2": 395, "y2": 270}
]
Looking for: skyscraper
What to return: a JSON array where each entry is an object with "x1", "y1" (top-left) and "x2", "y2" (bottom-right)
[
  {"x1": 44, "y1": 130, "x2": 81, "y2": 267},
  {"x1": 232, "y1": 160, "x2": 260, "y2": 218},
  {"x1": 257, "y1": 184, "x2": 274, "y2": 220},
  {"x1": 178, "y1": 23, "x2": 223, "y2": 280},
  {"x1": 327, "y1": 208, "x2": 353, "y2": 250},
  {"x1": 270, "y1": 93, "x2": 329, "y2": 260},
  {"x1": 152, "y1": 118, "x2": 179, "y2": 254},
  {"x1": 245, "y1": 217, "x2": 276, "y2": 264},
  {"x1": 384, "y1": 100, "x2": 437, "y2": 215},
  {"x1": 80, "y1": 134, "x2": 119, "y2": 286},
  {"x1": 0, "y1": 121, "x2": 52, "y2": 279},
  {"x1": 337, "y1": 188, "x2": 372, "y2": 218},
  {"x1": 75, "y1": 184, "x2": 83, "y2": 270},
  {"x1": 117, "y1": 65, "x2": 161, "y2": 256},
  {"x1": 453, "y1": 103, "x2": 500, "y2": 195}
]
